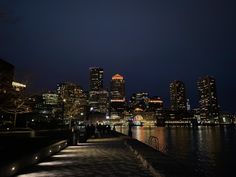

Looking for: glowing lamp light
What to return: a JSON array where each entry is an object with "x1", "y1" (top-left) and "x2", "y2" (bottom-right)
[
  {"x1": 35, "y1": 156, "x2": 38, "y2": 160},
  {"x1": 12, "y1": 81, "x2": 26, "y2": 88},
  {"x1": 11, "y1": 166, "x2": 15, "y2": 171}
]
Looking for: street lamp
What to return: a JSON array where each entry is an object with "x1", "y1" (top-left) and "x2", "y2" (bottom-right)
[
  {"x1": 69, "y1": 115, "x2": 73, "y2": 129},
  {"x1": 62, "y1": 99, "x2": 67, "y2": 127}
]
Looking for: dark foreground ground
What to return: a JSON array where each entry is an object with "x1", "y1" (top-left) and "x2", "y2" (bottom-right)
[{"x1": 0, "y1": 136, "x2": 64, "y2": 167}]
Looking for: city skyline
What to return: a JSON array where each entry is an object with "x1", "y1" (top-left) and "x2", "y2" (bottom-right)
[
  {"x1": 1, "y1": 0, "x2": 235, "y2": 113},
  {"x1": 0, "y1": 59, "x2": 227, "y2": 113}
]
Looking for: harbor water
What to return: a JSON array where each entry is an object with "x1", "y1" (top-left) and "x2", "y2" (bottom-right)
[{"x1": 117, "y1": 125, "x2": 236, "y2": 177}]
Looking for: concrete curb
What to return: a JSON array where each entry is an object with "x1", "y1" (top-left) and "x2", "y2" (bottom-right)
[{"x1": 0, "y1": 140, "x2": 68, "y2": 177}]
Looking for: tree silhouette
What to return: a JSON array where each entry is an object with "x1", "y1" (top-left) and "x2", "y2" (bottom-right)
[{"x1": 0, "y1": 88, "x2": 31, "y2": 127}]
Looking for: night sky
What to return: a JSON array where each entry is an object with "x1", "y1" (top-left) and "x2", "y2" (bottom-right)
[{"x1": 0, "y1": 0, "x2": 235, "y2": 113}]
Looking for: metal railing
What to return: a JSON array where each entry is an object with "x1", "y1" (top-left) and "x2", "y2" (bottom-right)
[{"x1": 147, "y1": 136, "x2": 159, "y2": 150}]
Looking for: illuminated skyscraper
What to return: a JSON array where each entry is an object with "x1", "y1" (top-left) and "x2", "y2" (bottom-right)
[
  {"x1": 110, "y1": 74, "x2": 125, "y2": 115},
  {"x1": 88, "y1": 67, "x2": 108, "y2": 114},
  {"x1": 170, "y1": 80, "x2": 187, "y2": 111},
  {"x1": 57, "y1": 82, "x2": 87, "y2": 120},
  {"x1": 110, "y1": 74, "x2": 125, "y2": 101},
  {"x1": 197, "y1": 76, "x2": 219, "y2": 120},
  {"x1": 89, "y1": 67, "x2": 104, "y2": 91}
]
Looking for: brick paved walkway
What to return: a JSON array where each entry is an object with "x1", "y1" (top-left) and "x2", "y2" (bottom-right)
[{"x1": 16, "y1": 137, "x2": 153, "y2": 177}]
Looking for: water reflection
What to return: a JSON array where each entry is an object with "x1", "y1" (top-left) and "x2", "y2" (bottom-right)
[{"x1": 117, "y1": 125, "x2": 236, "y2": 177}]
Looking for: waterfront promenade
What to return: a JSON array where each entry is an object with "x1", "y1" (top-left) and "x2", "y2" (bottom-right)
[
  {"x1": 7, "y1": 132, "x2": 198, "y2": 177},
  {"x1": 16, "y1": 137, "x2": 153, "y2": 177}
]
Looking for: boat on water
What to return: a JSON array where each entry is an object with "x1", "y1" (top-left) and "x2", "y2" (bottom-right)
[{"x1": 130, "y1": 121, "x2": 144, "y2": 126}]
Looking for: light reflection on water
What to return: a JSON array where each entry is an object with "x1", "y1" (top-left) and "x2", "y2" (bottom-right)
[{"x1": 117, "y1": 125, "x2": 236, "y2": 177}]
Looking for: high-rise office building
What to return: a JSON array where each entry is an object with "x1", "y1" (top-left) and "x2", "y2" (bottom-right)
[
  {"x1": 110, "y1": 74, "x2": 125, "y2": 101},
  {"x1": 170, "y1": 80, "x2": 187, "y2": 111},
  {"x1": 0, "y1": 59, "x2": 14, "y2": 101},
  {"x1": 110, "y1": 74, "x2": 125, "y2": 115},
  {"x1": 89, "y1": 90, "x2": 109, "y2": 114},
  {"x1": 42, "y1": 93, "x2": 59, "y2": 105},
  {"x1": 88, "y1": 67, "x2": 109, "y2": 114},
  {"x1": 197, "y1": 76, "x2": 219, "y2": 120},
  {"x1": 147, "y1": 97, "x2": 164, "y2": 111},
  {"x1": 130, "y1": 92, "x2": 149, "y2": 111},
  {"x1": 57, "y1": 82, "x2": 87, "y2": 120},
  {"x1": 89, "y1": 67, "x2": 104, "y2": 91}
]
